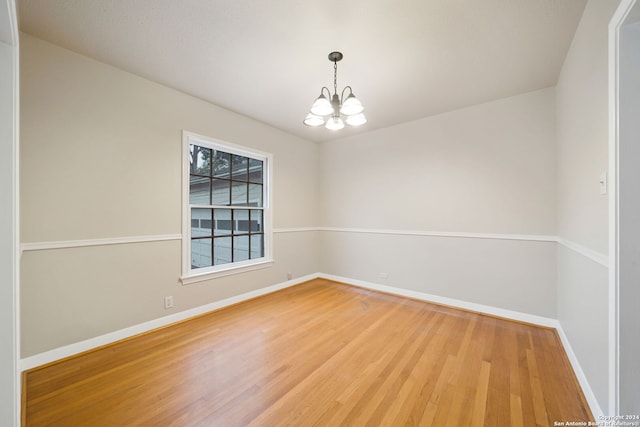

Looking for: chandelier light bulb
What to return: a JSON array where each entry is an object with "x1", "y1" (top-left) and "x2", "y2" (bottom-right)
[
  {"x1": 303, "y1": 113, "x2": 325, "y2": 127},
  {"x1": 310, "y1": 93, "x2": 333, "y2": 116},
  {"x1": 325, "y1": 116, "x2": 345, "y2": 130},
  {"x1": 346, "y1": 113, "x2": 367, "y2": 126},
  {"x1": 340, "y1": 93, "x2": 364, "y2": 116}
]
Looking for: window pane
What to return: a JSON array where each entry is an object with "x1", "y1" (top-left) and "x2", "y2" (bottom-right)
[
  {"x1": 213, "y1": 237, "x2": 232, "y2": 265},
  {"x1": 231, "y1": 182, "x2": 248, "y2": 205},
  {"x1": 212, "y1": 179, "x2": 230, "y2": 206},
  {"x1": 234, "y1": 209, "x2": 249, "y2": 233},
  {"x1": 248, "y1": 183, "x2": 262, "y2": 207},
  {"x1": 212, "y1": 150, "x2": 230, "y2": 178},
  {"x1": 189, "y1": 176, "x2": 210, "y2": 205},
  {"x1": 190, "y1": 145, "x2": 211, "y2": 176},
  {"x1": 250, "y1": 210, "x2": 263, "y2": 233},
  {"x1": 191, "y1": 238, "x2": 212, "y2": 269},
  {"x1": 231, "y1": 155, "x2": 248, "y2": 181},
  {"x1": 234, "y1": 235, "x2": 249, "y2": 262},
  {"x1": 248, "y1": 159, "x2": 263, "y2": 183},
  {"x1": 192, "y1": 208, "x2": 212, "y2": 237},
  {"x1": 214, "y1": 209, "x2": 232, "y2": 236},
  {"x1": 250, "y1": 234, "x2": 264, "y2": 259}
]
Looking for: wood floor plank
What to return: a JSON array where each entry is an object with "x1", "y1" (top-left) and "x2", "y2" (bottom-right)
[
  {"x1": 23, "y1": 279, "x2": 594, "y2": 426},
  {"x1": 470, "y1": 360, "x2": 491, "y2": 427},
  {"x1": 526, "y1": 348, "x2": 550, "y2": 427},
  {"x1": 511, "y1": 393, "x2": 524, "y2": 427}
]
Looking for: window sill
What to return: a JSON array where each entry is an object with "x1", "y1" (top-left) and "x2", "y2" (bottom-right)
[{"x1": 180, "y1": 259, "x2": 275, "y2": 285}]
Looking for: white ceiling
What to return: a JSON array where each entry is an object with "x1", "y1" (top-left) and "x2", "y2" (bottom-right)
[{"x1": 18, "y1": 0, "x2": 587, "y2": 143}]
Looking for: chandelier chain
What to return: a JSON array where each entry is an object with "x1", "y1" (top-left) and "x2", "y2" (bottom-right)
[{"x1": 333, "y1": 61, "x2": 338, "y2": 96}]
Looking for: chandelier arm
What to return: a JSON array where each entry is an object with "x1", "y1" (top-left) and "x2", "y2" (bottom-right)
[
  {"x1": 341, "y1": 86, "x2": 353, "y2": 104},
  {"x1": 320, "y1": 87, "x2": 331, "y2": 99}
]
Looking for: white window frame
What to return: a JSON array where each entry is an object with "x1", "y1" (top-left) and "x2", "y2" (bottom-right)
[{"x1": 180, "y1": 131, "x2": 273, "y2": 285}]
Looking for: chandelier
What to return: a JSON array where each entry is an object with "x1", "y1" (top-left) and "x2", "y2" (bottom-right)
[{"x1": 303, "y1": 51, "x2": 367, "y2": 130}]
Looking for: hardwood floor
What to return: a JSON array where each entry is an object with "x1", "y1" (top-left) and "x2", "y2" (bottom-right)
[{"x1": 23, "y1": 279, "x2": 593, "y2": 426}]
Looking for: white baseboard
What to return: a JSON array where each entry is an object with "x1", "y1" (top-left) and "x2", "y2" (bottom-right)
[
  {"x1": 21, "y1": 271, "x2": 601, "y2": 421},
  {"x1": 20, "y1": 273, "x2": 320, "y2": 371},
  {"x1": 555, "y1": 325, "x2": 604, "y2": 418},
  {"x1": 318, "y1": 273, "x2": 559, "y2": 327}
]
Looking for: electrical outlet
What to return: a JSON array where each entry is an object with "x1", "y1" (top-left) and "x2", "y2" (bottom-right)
[
  {"x1": 379, "y1": 272, "x2": 389, "y2": 280},
  {"x1": 164, "y1": 296, "x2": 173, "y2": 309},
  {"x1": 287, "y1": 272, "x2": 293, "y2": 280}
]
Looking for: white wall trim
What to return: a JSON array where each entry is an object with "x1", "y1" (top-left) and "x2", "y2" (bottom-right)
[
  {"x1": 180, "y1": 260, "x2": 275, "y2": 285},
  {"x1": 20, "y1": 273, "x2": 320, "y2": 371},
  {"x1": 19, "y1": 228, "x2": 558, "y2": 253},
  {"x1": 319, "y1": 227, "x2": 557, "y2": 242},
  {"x1": 608, "y1": 0, "x2": 636, "y2": 414},
  {"x1": 6, "y1": 1, "x2": 20, "y2": 423},
  {"x1": 267, "y1": 228, "x2": 612, "y2": 274},
  {"x1": 273, "y1": 227, "x2": 319, "y2": 233},
  {"x1": 19, "y1": 228, "x2": 323, "y2": 252},
  {"x1": 19, "y1": 232, "x2": 610, "y2": 265},
  {"x1": 20, "y1": 234, "x2": 182, "y2": 252},
  {"x1": 11, "y1": 38, "x2": 20, "y2": 427},
  {"x1": 557, "y1": 237, "x2": 609, "y2": 267},
  {"x1": 556, "y1": 324, "x2": 604, "y2": 418},
  {"x1": 318, "y1": 273, "x2": 558, "y2": 327}
]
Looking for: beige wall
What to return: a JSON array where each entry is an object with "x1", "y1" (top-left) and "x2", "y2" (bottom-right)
[
  {"x1": 556, "y1": 1, "x2": 613, "y2": 256},
  {"x1": 322, "y1": 232, "x2": 557, "y2": 317},
  {"x1": 321, "y1": 88, "x2": 557, "y2": 234},
  {"x1": 555, "y1": 0, "x2": 620, "y2": 414},
  {"x1": 320, "y1": 88, "x2": 558, "y2": 318},
  {"x1": 20, "y1": 34, "x2": 321, "y2": 357},
  {"x1": 20, "y1": 35, "x2": 320, "y2": 242}
]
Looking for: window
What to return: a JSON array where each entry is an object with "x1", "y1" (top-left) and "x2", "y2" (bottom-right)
[{"x1": 182, "y1": 132, "x2": 272, "y2": 283}]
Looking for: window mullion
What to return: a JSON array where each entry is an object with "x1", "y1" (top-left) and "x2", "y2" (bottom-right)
[
  {"x1": 231, "y1": 208, "x2": 235, "y2": 262},
  {"x1": 190, "y1": 205, "x2": 264, "y2": 210}
]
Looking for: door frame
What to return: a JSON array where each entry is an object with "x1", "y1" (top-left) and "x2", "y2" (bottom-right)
[{"x1": 608, "y1": 0, "x2": 638, "y2": 414}]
